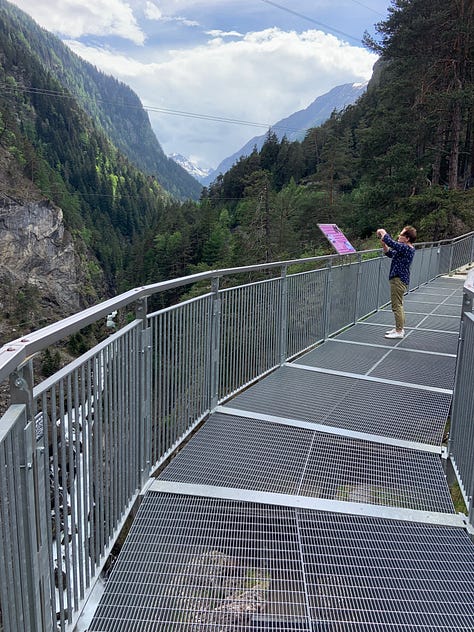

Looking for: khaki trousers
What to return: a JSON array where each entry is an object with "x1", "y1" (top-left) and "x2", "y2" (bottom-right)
[{"x1": 390, "y1": 277, "x2": 407, "y2": 331}]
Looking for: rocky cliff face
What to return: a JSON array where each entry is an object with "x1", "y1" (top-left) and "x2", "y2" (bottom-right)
[{"x1": 0, "y1": 197, "x2": 87, "y2": 340}]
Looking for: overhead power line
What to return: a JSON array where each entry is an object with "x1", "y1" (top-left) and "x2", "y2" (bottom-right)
[
  {"x1": 259, "y1": 0, "x2": 362, "y2": 44},
  {"x1": 1, "y1": 83, "x2": 307, "y2": 134},
  {"x1": 347, "y1": 0, "x2": 386, "y2": 16},
  {"x1": 143, "y1": 104, "x2": 302, "y2": 133}
]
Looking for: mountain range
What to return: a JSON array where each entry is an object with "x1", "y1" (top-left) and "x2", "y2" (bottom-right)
[
  {"x1": 0, "y1": 0, "x2": 202, "y2": 201},
  {"x1": 193, "y1": 82, "x2": 367, "y2": 186},
  {"x1": 4, "y1": 0, "x2": 366, "y2": 198}
]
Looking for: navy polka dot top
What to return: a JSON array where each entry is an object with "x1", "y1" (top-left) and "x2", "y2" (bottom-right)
[{"x1": 383, "y1": 234, "x2": 415, "y2": 286}]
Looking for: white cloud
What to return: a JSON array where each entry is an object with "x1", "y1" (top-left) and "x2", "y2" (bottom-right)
[
  {"x1": 144, "y1": 1, "x2": 162, "y2": 21},
  {"x1": 205, "y1": 30, "x2": 244, "y2": 38},
  {"x1": 10, "y1": 0, "x2": 145, "y2": 44},
  {"x1": 66, "y1": 27, "x2": 377, "y2": 167},
  {"x1": 159, "y1": 16, "x2": 200, "y2": 27}
]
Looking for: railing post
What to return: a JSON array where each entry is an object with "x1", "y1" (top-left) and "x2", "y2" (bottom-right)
[
  {"x1": 353, "y1": 254, "x2": 362, "y2": 323},
  {"x1": 279, "y1": 265, "x2": 288, "y2": 364},
  {"x1": 9, "y1": 360, "x2": 34, "y2": 422},
  {"x1": 427, "y1": 244, "x2": 435, "y2": 282},
  {"x1": 448, "y1": 242, "x2": 454, "y2": 274},
  {"x1": 210, "y1": 276, "x2": 221, "y2": 411},
  {"x1": 376, "y1": 255, "x2": 383, "y2": 309},
  {"x1": 9, "y1": 363, "x2": 47, "y2": 631},
  {"x1": 323, "y1": 259, "x2": 333, "y2": 339},
  {"x1": 136, "y1": 297, "x2": 152, "y2": 487}
]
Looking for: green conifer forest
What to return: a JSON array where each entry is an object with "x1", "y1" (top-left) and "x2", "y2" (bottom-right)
[{"x1": 0, "y1": 0, "x2": 473, "y2": 311}]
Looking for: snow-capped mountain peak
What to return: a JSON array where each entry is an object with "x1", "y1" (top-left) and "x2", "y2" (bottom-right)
[{"x1": 169, "y1": 153, "x2": 212, "y2": 182}]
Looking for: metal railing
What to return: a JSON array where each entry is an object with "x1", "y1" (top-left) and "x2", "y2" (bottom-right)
[
  {"x1": 0, "y1": 231, "x2": 473, "y2": 632},
  {"x1": 448, "y1": 268, "x2": 474, "y2": 520}
]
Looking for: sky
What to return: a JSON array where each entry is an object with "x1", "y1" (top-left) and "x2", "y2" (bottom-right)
[{"x1": 8, "y1": 0, "x2": 391, "y2": 170}]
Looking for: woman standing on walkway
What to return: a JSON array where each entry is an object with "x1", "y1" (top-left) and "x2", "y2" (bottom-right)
[{"x1": 376, "y1": 226, "x2": 417, "y2": 338}]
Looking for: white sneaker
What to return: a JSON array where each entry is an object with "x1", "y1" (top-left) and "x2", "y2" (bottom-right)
[
  {"x1": 385, "y1": 330, "x2": 404, "y2": 339},
  {"x1": 385, "y1": 328, "x2": 396, "y2": 334}
]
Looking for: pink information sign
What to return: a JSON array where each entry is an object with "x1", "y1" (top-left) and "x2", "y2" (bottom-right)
[{"x1": 317, "y1": 223, "x2": 356, "y2": 255}]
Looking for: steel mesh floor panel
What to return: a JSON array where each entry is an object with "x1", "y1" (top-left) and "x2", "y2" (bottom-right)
[
  {"x1": 89, "y1": 495, "x2": 310, "y2": 631},
  {"x1": 299, "y1": 511, "x2": 474, "y2": 630},
  {"x1": 334, "y1": 323, "x2": 409, "y2": 346},
  {"x1": 360, "y1": 311, "x2": 427, "y2": 327},
  {"x1": 405, "y1": 292, "x2": 445, "y2": 302},
  {"x1": 159, "y1": 413, "x2": 314, "y2": 494},
  {"x1": 393, "y1": 300, "x2": 438, "y2": 314},
  {"x1": 227, "y1": 367, "x2": 354, "y2": 424},
  {"x1": 89, "y1": 495, "x2": 474, "y2": 631},
  {"x1": 334, "y1": 323, "x2": 459, "y2": 354},
  {"x1": 433, "y1": 303, "x2": 462, "y2": 316},
  {"x1": 443, "y1": 297, "x2": 463, "y2": 317},
  {"x1": 293, "y1": 341, "x2": 387, "y2": 374},
  {"x1": 158, "y1": 413, "x2": 454, "y2": 513},
  {"x1": 368, "y1": 349, "x2": 456, "y2": 390},
  {"x1": 411, "y1": 287, "x2": 454, "y2": 296},
  {"x1": 418, "y1": 314, "x2": 461, "y2": 332},
  {"x1": 325, "y1": 378, "x2": 450, "y2": 445},
  {"x1": 226, "y1": 366, "x2": 450, "y2": 445},
  {"x1": 293, "y1": 341, "x2": 456, "y2": 390},
  {"x1": 429, "y1": 277, "x2": 465, "y2": 286},
  {"x1": 398, "y1": 329, "x2": 459, "y2": 354},
  {"x1": 301, "y1": 432, "x2": 454, "y2": 512}
]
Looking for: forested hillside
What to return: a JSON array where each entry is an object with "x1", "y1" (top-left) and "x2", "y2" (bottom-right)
[
  {"x1": 0, "y1": 0, "x2": 203, "y2": 300},
  {"x1": 0, "y1": 0, "x2": 202, "y2": 201},
  {"x1": 126, "y1": 0, "x2": 474, "y2": 287}
]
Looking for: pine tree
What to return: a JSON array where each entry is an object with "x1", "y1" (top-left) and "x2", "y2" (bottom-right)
[{"x1": 365, "y1": 0, "x2": 474, "y2": 189}]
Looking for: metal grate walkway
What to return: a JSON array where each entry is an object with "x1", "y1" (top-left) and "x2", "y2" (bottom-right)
[{"x1": 89, "y1": 275, "x2": 474, "y2": 631}]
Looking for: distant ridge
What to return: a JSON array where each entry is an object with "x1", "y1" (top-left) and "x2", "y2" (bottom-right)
[
  {"x1": 0, "y1": 0, "x2": 202, "y2": 201},
  {"x1": 201, "y1": 82, "x2": 367, "y2": 186}
]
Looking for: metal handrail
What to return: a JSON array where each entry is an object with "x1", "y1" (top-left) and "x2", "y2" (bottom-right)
[
  {"x1": 0, "y1": 249, "x2": 376, "y2": 384},
  {"x1": 2, "y1": 233, "x2": 473, "y2": 385}
]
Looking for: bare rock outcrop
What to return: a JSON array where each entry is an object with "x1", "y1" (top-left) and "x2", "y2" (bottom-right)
[{"x1": 0, "y1": 198, "x2": 83, "y2": 314}]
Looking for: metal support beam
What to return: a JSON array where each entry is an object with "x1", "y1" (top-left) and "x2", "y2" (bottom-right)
[
  {"x1": 285, "y1": 361, "x2": 453, "y2": 395},
  {"x1": 150, "y1": 479, "x2": 467, "y2": 528}
]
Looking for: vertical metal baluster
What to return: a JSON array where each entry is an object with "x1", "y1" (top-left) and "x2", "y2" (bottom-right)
[
  {"x1": 56, "y1": 379, "x2": 70, "y2": 624},
  {"x1": 168, "y1": 312, "x2": 173, "y2": 450},
  {"x1": 78, "y1": 363, "x2": 89, "y2": 591},
  {"x1": 210, "y1": 276, "x2": 221, "y2": 411},
  {"x1": 66, "y1": 372, "x2": 79, "y2": 611},
  {"x1": 73, "y1": 367, "x2": 84, "y2": 601},
  {"x1": 94, "y1": 353, "x2": 104, "y2": 561},
  {"x1": 280, "y1": 266, "x2": 288, "y2": 364}
]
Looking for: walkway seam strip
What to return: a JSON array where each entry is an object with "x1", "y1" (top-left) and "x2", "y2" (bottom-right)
[
  {"x1": 216, "y1": 406, "x2": 442, "y2": 454},
  {"x1": 149, "y1": 480, "x2": 466, "y2": 528},
  {"x1": 324, "y1": 338, "x2": 457, "y2": 357},
  {"x1": 284, "y1": 362, "x2": 453, "y2": 394}
]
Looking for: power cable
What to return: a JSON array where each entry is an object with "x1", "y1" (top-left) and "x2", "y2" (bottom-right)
[
  {"x1": 346, "y1": 0, "x2": 386, "y2": 16},
  {"x1": 1, "y1": 83, "x2": 306, "y2": 134},
  {"x1": 259, "y1": 0, "x2": 362, "y2": 43}
]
